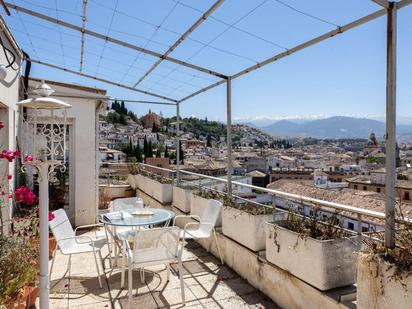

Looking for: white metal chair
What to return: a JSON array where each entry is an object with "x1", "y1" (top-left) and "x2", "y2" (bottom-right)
[
  {"x1": 123, "y1": 226, "x2": 185, "y2": 307},
  {"x1": 109, "y1": 197, "x2": 145, "y2": 267},
  {"x1": 173, "y1": 199, "x2": 224, "y2": 264},
  {"x1": 49, "y1": 208, "x2": 106, "y2": 288}
]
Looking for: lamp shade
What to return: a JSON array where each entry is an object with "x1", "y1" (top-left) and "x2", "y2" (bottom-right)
[{"x1": 17, "y1": 97, "x2": 72, "y2": 110}]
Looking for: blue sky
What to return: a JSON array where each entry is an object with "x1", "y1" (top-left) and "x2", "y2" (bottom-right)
[{"x1": 4, "y1": 0, "x2": 412, "y2": 122}]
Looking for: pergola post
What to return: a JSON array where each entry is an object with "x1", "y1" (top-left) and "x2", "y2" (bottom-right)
[
  {"x1": 384, "y1": 1, "x2": 397, "y2": 249},
  {"x1": 176, "y1": 102, "x2": 181, "y2": 184},
  {"x1": 226, "y1": 77, "x2": 233, "y2": 196}
]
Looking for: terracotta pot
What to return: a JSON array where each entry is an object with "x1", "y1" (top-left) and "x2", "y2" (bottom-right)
[
  {"x1": 5, "y1": 287, "x2": 29, "y2": 309},
  {"x1": 49, "y1": 236, "x2": 56, "y2": 259},
  {"x1": 27, "y1": 285, "x2": 39, "y2": 307}
]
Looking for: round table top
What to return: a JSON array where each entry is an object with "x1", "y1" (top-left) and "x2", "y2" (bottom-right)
[{"x1": 99, "y1": 208, "x2": 175, "y2": 227}]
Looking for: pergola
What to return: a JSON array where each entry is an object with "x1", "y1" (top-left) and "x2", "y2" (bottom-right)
[{"x1": 1, "y1": 0, "x2": 411, "y2": 307}]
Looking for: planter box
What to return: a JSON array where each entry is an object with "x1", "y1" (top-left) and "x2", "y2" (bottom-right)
[
  {"x1": 222, "y1": 206, "x2": 272, "y2": 252},
  {"x1": 265, "y1": 221, "x2": 357, "y2": 291},
  {"x1": 139, "y1": 175, "x2": 172, "y2": 204},
  {"x1": 190, "y1": 194, "x2": 222, "y2": 226},
  {"x1": 127, "y1": 174, "x2": 137, "y2": 189},
  {"x1": 357, "y1": 253, "x2": 412, "y2": 309},
  {"x1": 173, "y1": 186, "x2": 192, "y2": 213}
]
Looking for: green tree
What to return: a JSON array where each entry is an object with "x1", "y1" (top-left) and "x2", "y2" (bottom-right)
[
  {"x1": 164, "y1": 145, "x2": 169, "y2": 158},
  {"x1": 147, "y1": 140, "x2": 153, "y2": 158}
]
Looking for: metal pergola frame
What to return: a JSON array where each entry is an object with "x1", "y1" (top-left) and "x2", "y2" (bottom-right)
[
  {"x1": 2, "y1": 5, "x2": 411, "y2": 306},
  {"x1": 5, "y1": 0, "x2": 411, "y2": 245}
]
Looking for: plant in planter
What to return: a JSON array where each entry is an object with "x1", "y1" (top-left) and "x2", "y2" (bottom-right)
[
  {"x1": 265, "y1": 208, "x2": 357, "y2": 291},
  {"x1": 357, "y1": 208, "x2": 412, "y2": 309},
  {"x1": 222, "y1": 200, "x2": 273, "y2": 252},
  {"x1": 0, "y1": 235, "x2": 38, "y2": 308}
]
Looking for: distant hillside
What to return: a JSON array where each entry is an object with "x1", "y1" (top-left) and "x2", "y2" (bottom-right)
[{"x1": 261, "y1": 116, "x2": 412, "y2": 139}]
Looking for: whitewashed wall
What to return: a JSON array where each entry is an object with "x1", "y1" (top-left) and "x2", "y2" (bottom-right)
[{"x1": 0, "y1": 17, "x2": 22, "y2": 234}]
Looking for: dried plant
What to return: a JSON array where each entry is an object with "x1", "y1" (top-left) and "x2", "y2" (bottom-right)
[
  {"x1": 362, "y1": 204, "x2": 412, "y2": 280},
  {"x1": 278, "y1": 207, "x2": 347, "y2": 241}
]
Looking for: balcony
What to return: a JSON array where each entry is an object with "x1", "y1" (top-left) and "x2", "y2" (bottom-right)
[{"x1": 47, "y1": 198, "x2": 278, "y2": 309}]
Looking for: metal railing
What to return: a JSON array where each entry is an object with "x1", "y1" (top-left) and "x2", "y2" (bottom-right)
[{"x1": 134, "y1": 162, "x2": 387, "y2": 238}]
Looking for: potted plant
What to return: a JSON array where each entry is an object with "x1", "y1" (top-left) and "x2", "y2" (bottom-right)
[
  {"x1": 0, "y1": 235, "x2": 38, "y2": 308},
  {"x1": 357, "y1": 210, "x2": 412, "y2": 309},
  {"x1": 222, "y1": 200, "x2": 273, "y2": 252},
  {"x1": 265, "y1": 208, "x2": 357, "y2": 291}
]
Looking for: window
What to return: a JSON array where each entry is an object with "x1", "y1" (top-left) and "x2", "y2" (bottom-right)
[
  {"x1": 405, "y1": 192, "x2": 410, "y2": 201},
  {"x1": 377, "y1": 187, "x2": 381, "y2": 193},
  {"x1": 362, "y1": 227, "x2": 368, "y2": 232},
  {"x1": 354, "y1": 185, "x2": 358, "y2": 190},
  {"x1": 348, "y1": 222, "x2": 354, "y2": 230},
  {"x1": 363, "y1": 186, "x2": 367, "y2": 191},
  {"x1": 309, "y1": 210, "x2": 314, "y2": 216}
]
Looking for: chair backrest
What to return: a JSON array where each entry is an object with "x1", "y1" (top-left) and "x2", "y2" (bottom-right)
[
  {"x1": 112, "y1": 197, "x2": 142, "y2": 212},
  {"x1": 199, "y1": 199, "x2": 222, "y2": 235},
  {"x1": 129, "y1": 226, "x2": 181, "y2": 264},
  {"x1": 49, "y1": 209, "x2": 75, "y2": 252}
]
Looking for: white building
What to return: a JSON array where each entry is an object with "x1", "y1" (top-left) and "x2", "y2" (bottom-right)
[
  {"x1": 28, "y1": 78, "x2": 107, "y2": 225},
  {"x1": 0, "y1": 17, "x2": 22, "y2": 233}
]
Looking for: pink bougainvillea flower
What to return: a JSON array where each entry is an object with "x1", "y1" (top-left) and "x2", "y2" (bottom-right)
[
  {"x1": 24, "y1": 155, "x2": 34, "y2": 162},
  {"x1": 7, "y1": 175, "x2": 12, "y2": 180},
  {"x1": 14, "y1": 186, "x2": 37, "y2": 206},
  {"x1": 8, "y1": 194, "x2": 13, "y2": 199},
  {"x1": 48, "y1": 211, "x2": 55, "y2": 221},
  {"x1": 0, "y1": 121, "x2": 4, "y2": 129},
  {"x1": 0, "y1": 150, "x2": 20, "y2": 162}
]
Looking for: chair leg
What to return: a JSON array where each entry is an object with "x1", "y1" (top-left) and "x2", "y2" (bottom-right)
[
  {"x1": 179, "y1": 259, "x2": 185, "y2": 305},
  {"x1": 121, "y1": 253, "x2": 125, "y2": 288},
  {"x1": 68, "y1": 255, "x2": 72, "y2": 278},
  {"x1": 93, "y1": 250, "x2": 103, "y2": 289},
  {"x1": 103, "y1": 226, "x2": 112, "y2": 269},
  {"x1": 140, "y1": 268, "x2": 145, "y2": 283},
  {"x1": 98, "y1": 250, "x2": 105, "y2": 271},
  {"x1": 166, "y1": 264, "x2": 170, "y2": 282},
  {"x1": 128, "y1": 259, "x2": 133, "y2": 308},
  {"x1": 213, "y1": 229, "x2": 224, "y2": 265},
  {"x1": 49, "y1": 249, "x2": 57, "y2": 279}
]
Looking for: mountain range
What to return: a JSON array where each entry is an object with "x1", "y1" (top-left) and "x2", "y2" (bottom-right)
[{"x1": 248, "y1": 116, "x2": 412, "y2": 139}]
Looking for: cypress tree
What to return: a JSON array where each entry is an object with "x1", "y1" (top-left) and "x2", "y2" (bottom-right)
[
  {"x1": 164, "y1": 145, "x2": 169, "y2": 158},
  {"x1": 143, "y1": 137, "x2": 148, "y2": 158}
]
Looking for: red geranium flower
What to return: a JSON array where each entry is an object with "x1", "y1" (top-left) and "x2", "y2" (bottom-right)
[{"x1": 48, "y1": 211, "x2": 55, "y2": 221}]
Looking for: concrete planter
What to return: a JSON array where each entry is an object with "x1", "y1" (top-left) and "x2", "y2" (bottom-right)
[
  {"x1": 190, "y1": 194, "x2": 222, "y2": 226},
  {"x1": 127, "y1": 174, "x2": 144, "y2": 191},
  {"x1": 141, "y1": 176, "x2": 173, "y2": 204},
  {"x1": 222, "y1": 206, "x2": 272, "y2": 252},
  {"x1": 357, "y1": 252, "x2": 412, "y2": 309},
  {"x1": 173, "y1": 186, "x2": 192, "y2": 213},
  {"x1": 127, "y1": 174, "x2": 136, "y2": 189},
  {"x1": 265, "y1": 221, "x2": 357, "y2": 291}
]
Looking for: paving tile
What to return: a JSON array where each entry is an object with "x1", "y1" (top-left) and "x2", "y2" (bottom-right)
[
  {"x1": 115, "y1": 291, "x2": 158, "y2": 309},
  {"x1": 39, "y1": 219, "x2": 279, "y2": 309}
]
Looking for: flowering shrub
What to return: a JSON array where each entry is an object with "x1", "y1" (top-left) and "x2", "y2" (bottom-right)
[
  {"x1": 48, "y1": 211, "x2": 55, "y2": 221},
  {"x1": 14, "y1": 186, "x2": 37, "y2": 207}
]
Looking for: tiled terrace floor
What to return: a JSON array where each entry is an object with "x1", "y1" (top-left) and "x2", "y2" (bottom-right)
[{"x1": 44, "y1": 227, "x2": 279, "y2": 308}]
